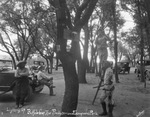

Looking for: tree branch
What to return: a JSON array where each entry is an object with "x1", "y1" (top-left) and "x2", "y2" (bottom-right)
[
  {"x1": 48, "y1": 0, "x2": 55, "y2": 7},
  {"x1": 74, "y1": 0, "x2": 90, "y2": 25},
  {"x1": 75, "y1": 0, "x2": 98, "y2": 30}
]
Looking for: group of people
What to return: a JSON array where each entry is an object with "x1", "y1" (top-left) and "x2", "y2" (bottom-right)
[
  {"x1": 12, "y1": 60, "x2": 55, "y2": 108},
  {"x1": 12, "y1": 60, "x2": 114, "y2": 116},
  {"x1": 16, "y1": 61, "x2": 55, "y2": 92}
]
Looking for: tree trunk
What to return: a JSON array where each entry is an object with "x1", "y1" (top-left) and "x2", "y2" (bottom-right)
[
  {"x1": 144, "y1": 0, "x2": 150, "y2": 58},
  {"x1": 54, "y1": 0, "x2": 79, "y2": 116},
  {"x1": 47, "y1": 54, "x2": 54, "y2": 74},
  {"x1": 145, "y1": 0, "x2": 150, "y2": 58},
  {"x1": 145, "y1": 21, "x2": 150, "y2": 58},
  {"x1": 77, "y1": 31, "x2": 87, "y2": 83},
  {"x1": 78, "y1": 24, "x2": 89, "y2": 83},
  {"x1": 78, "y1": 60, "x2": 87, "y2": 83},
  {"x1": 112, "y1": 0, "x2": 119, "y2": 83},
  {"x1": 61, "y1": 55, "x2": 79, "y2": 117},
  {"x1": 95, "y1": 54, "x2": 99, "y2": 76},
  {"x1": 89, "y1": 44, "x2": 94, "y2": 68},
  {"x1": 49, "y1": 58, "x2": 53, "y2": 74},
  {"x1": 88, "y1": 44, "x2": 96, "y2": 73},
  {"x1": 137, "y1": 0, "x2": 145, "y2": 83},
  {"x1": 48, "y1": 0, "x2": 98, "y2": 116},
  {"x1": 55, "y1": 55, "x2": 59, "y2": 70},
  {"x1": 45, "y1": 58, "x2": 50, "y2": 73}
]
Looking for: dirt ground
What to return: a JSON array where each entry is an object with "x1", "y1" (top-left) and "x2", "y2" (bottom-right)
[{"x1": 0, "y1": 67, "x2": 150, "y2": 117}]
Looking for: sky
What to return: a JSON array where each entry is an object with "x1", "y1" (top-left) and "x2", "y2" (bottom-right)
[{"x1": 121, "y1": 11, "x2": 135, "y2": 31}]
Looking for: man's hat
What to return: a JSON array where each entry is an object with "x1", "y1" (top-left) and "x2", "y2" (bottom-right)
[{"x1": 17, "y1": 61, "x2": 26, "y2": 67}]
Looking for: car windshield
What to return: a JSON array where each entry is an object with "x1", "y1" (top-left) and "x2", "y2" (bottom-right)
[{"x1": 0, "y1": 60, "x2": 13, "y2": 71}]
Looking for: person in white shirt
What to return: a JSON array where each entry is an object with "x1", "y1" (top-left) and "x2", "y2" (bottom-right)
[
  {"x1": 99, "y1": 61, "x2": 114, "y2": 117},
  {"x1": 37, "y1": 66, "x2": 55, "y2": 96}
]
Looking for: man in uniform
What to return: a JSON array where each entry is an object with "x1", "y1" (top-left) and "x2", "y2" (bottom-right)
[{"x1": 99, "y1": 61, "x2": 115, "y2": 117}]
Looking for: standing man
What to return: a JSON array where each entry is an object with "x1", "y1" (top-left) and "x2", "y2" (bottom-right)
[
  {"x1": 99, "y1": 61, "x2": 115, "y2": 117},
  {"x1": 14, "y1": 60, "x2": 30, "y2": 108}
]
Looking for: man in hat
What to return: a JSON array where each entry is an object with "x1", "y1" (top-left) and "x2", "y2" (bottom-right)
[
  {"x1": 1, "y1": 61, "x2": 30, "y2": 108},
  {"x1": 13, "y1": 60, "x2": 30, "y2": 108},
  {"x1": 37, "y1": 65, "x2": 55, "y2": 96},
  {"x1": 15, "y1": 61, "x2": 29, "y2": 78},
  {"x1": 99, "y1": 61, "x2": 115, "y2": 117}
]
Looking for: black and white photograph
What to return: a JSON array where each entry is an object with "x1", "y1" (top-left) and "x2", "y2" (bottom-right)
[{"x1": 0, "y1": 0, "x2": 150, "y2": 117}]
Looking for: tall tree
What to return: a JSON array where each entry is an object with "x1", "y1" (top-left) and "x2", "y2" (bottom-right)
[
  {"x1": 48, "y1": 0, "x2": 98, "y2": 116},
  {"x1": 121, "y1": 29, "x2": 141, "y2": 65},
  {"x1": 136, "y1": 0, "x2": 145, "y2": 83},
  {"x1": 112, "y1": 0, "x2": 120, "y2": 83},
  {"x1": 94, "y1": 0, "x2": 124, "y2": 81},
  {"x1": 0, "y1": 1, "x2": 32, "y2": 67},
  {"x1": 0, "y1": 0, "x2": 40, "y2": 63},
  {"x1": 121, "y1": 0, "x2": 149, "y2": 83}
]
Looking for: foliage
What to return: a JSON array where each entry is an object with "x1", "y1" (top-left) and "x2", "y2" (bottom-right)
[
  {"x1": 30, "y1": 1, "x2": 56, "y2": 56},
  {"x1": 0, "y1": 0, "x2": 56, "y2": 69},
  {"x1": 0, "y1": 0, "x2": 39, "y2": 61},
  {"x1": 121, "y1": 0, "x2": 150, "y2": 59}
]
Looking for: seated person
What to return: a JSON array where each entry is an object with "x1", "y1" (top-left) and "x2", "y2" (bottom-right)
[{"x1": 37, "y1": 66, "x2": 55, "y2": 96}]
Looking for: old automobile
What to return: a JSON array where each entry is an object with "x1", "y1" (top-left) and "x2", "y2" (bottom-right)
[
  {"x1": 113, "y1": 61, "x2": 130, "y2": 74},
  {"x1": 0, "y1": 59, "x2": 15, "y2": 91}
]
